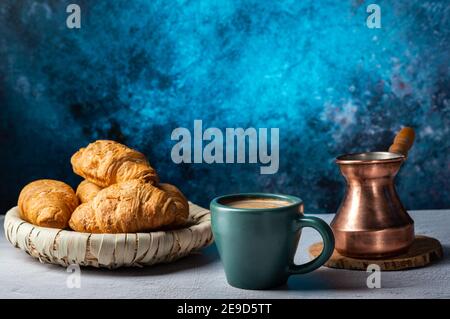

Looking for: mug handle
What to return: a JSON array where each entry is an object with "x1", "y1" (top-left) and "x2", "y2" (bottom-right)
[{"x1": 288, "y1": 206, "x2": 335, "y2": 275}]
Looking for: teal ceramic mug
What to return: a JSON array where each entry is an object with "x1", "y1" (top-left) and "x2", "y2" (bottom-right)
[{"x1": 210, "y1": 193, "x2": 335, "y2": 290}]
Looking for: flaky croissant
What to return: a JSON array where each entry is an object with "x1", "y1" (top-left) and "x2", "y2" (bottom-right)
[
  {"x1": 18, "y1": 179, "x2": 79, "y2": 229},
  {"x1": 158, "y1": 183, "x2": 189, "y2": 226},
  {"x1": 76, "y1": 180, "x2": 102, "y2": 203},
  {"x1": 69, "y1": 180, "x2": 184, "y2": 233},
  {"x1": 71, "y1": 140, "x2": 159, "y2": 188}
]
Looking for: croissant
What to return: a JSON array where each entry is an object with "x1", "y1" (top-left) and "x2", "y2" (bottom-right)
[
  {"x1": 71, "y1": 140, "x2": 159, "y2": 188},
  {"x1": 158, "y1": 183, "x2": 189, "y2": 226},
  {"x1": 18, "y1": 179, "x2": 79, "y2": 229},
  {"x1": 69, "y1": 180, "x2": 181, "y2": 233},
  {"x1": 76, "y1": 180, "x2": 102, "y2": 203}
]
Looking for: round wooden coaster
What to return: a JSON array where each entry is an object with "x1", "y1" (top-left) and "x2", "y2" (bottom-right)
[{"x1": 309, "y1": 235, "x2": 443, "y2": 271}]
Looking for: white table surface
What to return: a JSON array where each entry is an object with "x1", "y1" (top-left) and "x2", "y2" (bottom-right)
[{"x1": 1, "y1": 210, "x2": 449, "y2": 299}]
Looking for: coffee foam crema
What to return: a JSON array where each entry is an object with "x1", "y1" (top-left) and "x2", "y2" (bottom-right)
[{"x1": 224, "y1": 198, "x2": 291, "y2": 209}]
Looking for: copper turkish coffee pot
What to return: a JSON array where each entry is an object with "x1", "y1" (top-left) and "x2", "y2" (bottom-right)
[{"x1": 331, "y1": 128, "x2": 416, "y2": 258}]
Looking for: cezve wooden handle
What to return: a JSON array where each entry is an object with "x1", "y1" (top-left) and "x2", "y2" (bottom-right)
[{"x1": 389, "y1": 127, "x2": 415, "y2": 157}]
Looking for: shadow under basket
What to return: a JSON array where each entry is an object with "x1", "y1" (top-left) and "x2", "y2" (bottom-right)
[{"x1": 309, "y1": 235, "x2": 443, "y2": 271}]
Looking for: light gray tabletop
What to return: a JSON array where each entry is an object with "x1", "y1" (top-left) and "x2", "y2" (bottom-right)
[{"x1": 1, "y1": 210, "x2": 449, "y2": 299}]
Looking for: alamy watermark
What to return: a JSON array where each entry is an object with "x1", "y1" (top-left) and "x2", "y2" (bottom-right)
[
  {"x1": 66, "y1": 4, "x2": 81, "y2": 29},
  {"x1": 65, "y1": 3, "x2": 380, "y2": 30},
  {"x1": 66, "y1": 264, "x2": 81, "y2": 288},
  {"x1": 366, "y1": 4, "x2": 381, "y2": 29},
  {"x1": 366, "y1": 264, "x2": 381, "y2": 288},
  {"x1": 171, "y1": 120, "x2": 279, "y2": 174}
]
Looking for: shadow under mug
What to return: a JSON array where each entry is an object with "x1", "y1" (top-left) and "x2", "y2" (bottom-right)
[{"x1": 210, "y1": 193, "x2": 335, "y2": 290}]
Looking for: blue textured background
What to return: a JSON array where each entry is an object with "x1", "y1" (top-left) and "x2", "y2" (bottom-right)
[{"x1": 0, "y1": 0, "x2": 449, "y2": 213}]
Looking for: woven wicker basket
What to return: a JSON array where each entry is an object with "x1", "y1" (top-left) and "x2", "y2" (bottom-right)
[{"x1": 4, "y1": 202, "x2": 213, "y2": 269}]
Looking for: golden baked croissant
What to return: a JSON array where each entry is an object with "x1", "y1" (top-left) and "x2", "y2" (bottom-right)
[
  {"x1": 71, "y1": 140, "x2": 159, "y2": 188},
  {"x1": 76, "y1": 180, "x2": 102, "y2": 203},
  {"x1": 158, "y1": 183, "x2": 189, "y2": 226},
  {"x1": 69, "y1": 180, "x2": 182, "y2": 233},
  {"x1": 18, "y1": 179, "x2": 79, "y2": 229}
]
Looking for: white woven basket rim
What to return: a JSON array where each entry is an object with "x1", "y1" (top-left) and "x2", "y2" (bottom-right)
[{"x1": 3, "y1": 202, "x2": 213, "y2": 269}]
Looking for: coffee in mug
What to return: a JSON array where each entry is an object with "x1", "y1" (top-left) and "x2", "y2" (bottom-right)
[
  {"x1": 221, "y1": 197, "x2": 291, "y2": 209},
  {"x1": 211, "y1": 193, "x2": 335, "y2": 290}
]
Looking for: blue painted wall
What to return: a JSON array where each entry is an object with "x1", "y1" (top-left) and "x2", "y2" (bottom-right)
[{"x1": 0, "y1": 0, "x2": 449, "y2": 213}]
